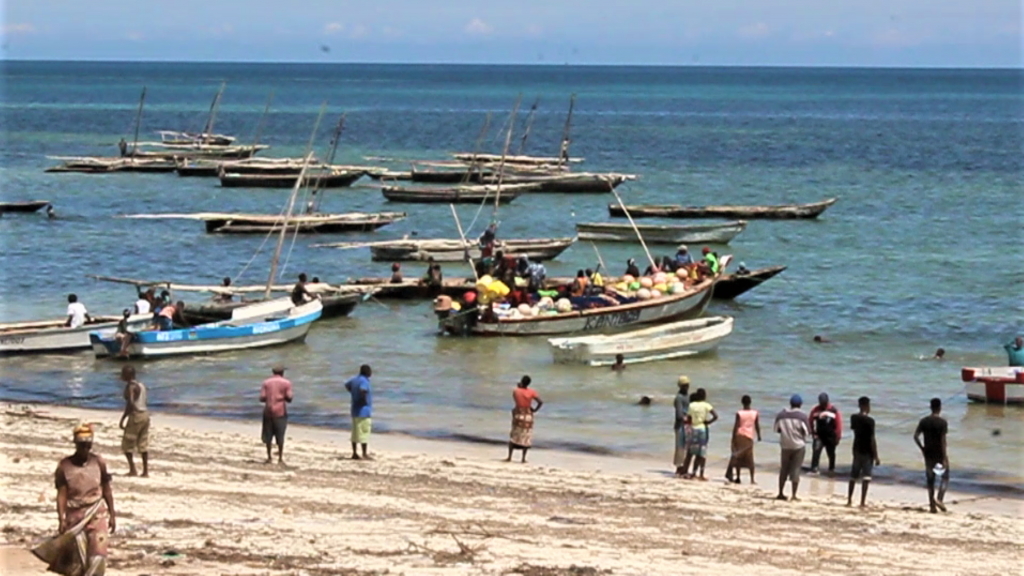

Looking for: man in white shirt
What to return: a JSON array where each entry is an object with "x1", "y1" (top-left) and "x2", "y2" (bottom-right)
[
  {"x1": 134, "y1": 294, "x2": 151, "y2": 315},
  {"x1": 65, "y1": 294, "x2": 92, "y2": 328}
]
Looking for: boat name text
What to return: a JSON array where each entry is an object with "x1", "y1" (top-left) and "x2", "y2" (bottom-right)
[{"x1": 583, "y1": 309, "x2": 643, "y2": 331}]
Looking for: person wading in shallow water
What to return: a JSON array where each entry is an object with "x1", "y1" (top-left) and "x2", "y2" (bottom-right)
[
  {"x1": 611, "y1": 354, "x2": 626, "y2": 372},
  {"x1": 119, "y1": 365, "x2": 150, "y2": 478},
  {"x1": 33, "y1": 424, "x2": 117, "y2": 576},
  {"x1": 506, "y1": 375, "x2": 543, "y2": 463},
  {"x1": 345, "y1": 364, "x2": 374, "y2": 460}
]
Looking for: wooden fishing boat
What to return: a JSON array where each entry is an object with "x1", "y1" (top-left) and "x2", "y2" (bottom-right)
[
  {"x1": 341, "y1": 277, "x2": 478, "y2": 299},
  {"x1": 451, "y1": 153, "x2": 584, "y2": 165},
  {"x1": 712, "y1": 265, "x2": 787, "y2": 299},
  {"x1": 0, "y1": 200, "x2": 51, "y2": 213},
  {"x1": 380, "y1": 183, "x2": 534, "y2": 204},
  {"x1": 961, "y1": 367, "x2": 1024, "y2": 405},
  {"x1": 410, "y1": 166, "x2": 487, "y2": 184},
  {"x1": 317, "y1": 237, "x2": 575, "y2": 262},
  {"x1": 0, "y1": 315, "x2": 153, "y2": 355},
  {"x1": 158, "y1": 130, "x2": 236, "y2": 146},
  {"x1": 45, "y1": 157, "x2": 177, "y2": 173},
  {"x1": 609, "y1": 198, "x2": 839, "y2": 220},
  {"x1": 219, "y1": 169, "x2": 365, "y2": 188},
  {"x1": 576, "y1": 220, "x2": 747, "y2": 244},
  {"x1": 91, "y1": 298, "x2": 322, "y2": 359},
  {"x1": 454, "y1": 276, "x2": 716, "y2": 336},
  {"x1": 175, "y1": 158, "x2": 315, "y2": 177},
  {"x1": 485, "y1": 172, "x2": 634, "y2": 193},
  {"x1": 366, "y1": 170, "x2": 414, "y2": 181},
  {"x1": 548, "y1": 316, "x2": 734, "y2": 366},
  {"x1": 121, "y1": 211, "x2": 405, "y2": 234},
  {"x1": 131, "y1": 144, "x2": 269, "y2": 160},
  {"x1": 181, "y1": 292, "x2": 362, "y2": 324}
]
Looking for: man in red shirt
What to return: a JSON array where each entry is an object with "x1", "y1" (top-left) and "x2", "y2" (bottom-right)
[{"x1": 260, "y1": 365, "x2": 293, "y2": 464}]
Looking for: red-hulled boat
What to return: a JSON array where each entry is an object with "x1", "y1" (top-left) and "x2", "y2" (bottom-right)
[{"x1": 961, "y1": 367, "x2": 1024, "y2": 405}]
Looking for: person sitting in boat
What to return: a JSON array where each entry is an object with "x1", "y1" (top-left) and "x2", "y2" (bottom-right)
[
  {"x1": 736, "y1": 262, "x2": 750, "y2": 275},
  {"x1": 525, "y1": 260, "x2": 547, "y2": 293},
  {"x1": 291, "y1": 273, "x2": 316, "y2": 306},
  {"x1": 643, "y1": 261, "x2": 661, "y2": 276},
  {"x1": 702, "y1": 247, "x2": 720, "y2": 275},
  {"x1": 216, "y1": 277, "x2": 234, "y2": 303},
  {"x1": 114, "y1": 309, "x2": 134, "y2": 358},
  {"x1": 569, "y1": 270, "x2": 589, "y2": 297},
  {"x1": 118, "y1": 137, "x2": 128, "y2": 157},
  {"x1": 420, "y1": 259, "x2": 444, "y2": 292},
  {"x1": 1007, "y1": 336, "x2": 1024, "y2": 367},
  {"x1": 65, "y1": 294, "x2": 92, "y2": 329},
  {"x1": 675, "y1": 245, "x2": 694, "y2": 267},
  {"x1": 390, "y1": 263, "x2": 403, "y2": 284},
  {"x1": 156, "y1": 300, "x2": 178, "y2": 331},
  {"x1": 660, "y1": 255, "x2": 679, "y2": 273},
  {"x1": 433, "y1": 294, "x2": 453, "y2": 334},
  {"x1": 134, "y1": 289, "x2": 153, "y2": 315},
  {"x1": 479, "y1": 224, "x2": 497, "y2": 266},
  {"x1": 624, "y1": 258, "x2": 641, "y2": 278}
]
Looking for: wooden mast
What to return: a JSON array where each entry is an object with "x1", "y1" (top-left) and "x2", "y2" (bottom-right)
[
  {"x1": 557, "y1": 94, "x2": 576, "y2": 169},
  {"x1": 202, "y1": 82, "x2": 227, "y2": 145},
  {"x1": 492, "y1": 96, "x2": 522, "y2": 216},
  {"x1": 266, "y1": 103, "x2": 326, "y2": 298},
  {"x1": 516, "y1": 97, "x2": 540, "y2": 155},
  {"x1": 130, "y1": 87, "x2": 146, "y2": 156},
  {"x1": 462, "y1": 112, "x2": 491, "y2": 185},
  {"x1": 309, "y1": 114, "x2": 345, "y2": 214},
  {"x1": 251, "y1": 91, "x2": 274, "y2": 149},
  {"x1": 609, "y1": 180, "x2": 656, "y2": 270}
]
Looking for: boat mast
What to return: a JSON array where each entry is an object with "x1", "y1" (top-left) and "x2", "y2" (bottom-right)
[
  {"x1": 610, "y1": 182, "x2": 657, "y2": 270},
  {"x1": 265, "y1": 104, "x2": 326, "y2": 298},
  {"x1": 202, "y1": 82, "x2": 227, "y2": 145},
  {"x1": 309, "y1": 114, "x2": 345, "y2": 214},
  {"x1": 130, "y1": 87, "x2": 146, "y2": 157},
  {"x1": 557, "y1": 94, "x2": 575, "y2": 169},
  {"x1": 462, "y1": 112, "x2": 491, "y2": 185},
  {"x1": 251, "y1": 91, "x2": 274, "y2": 149},
  {"x1": 492, "y1": 96, "x2": 522, "y2": 217},
  {"x1": 516, "y1": 97, "x2": 540, "y2": 155}
]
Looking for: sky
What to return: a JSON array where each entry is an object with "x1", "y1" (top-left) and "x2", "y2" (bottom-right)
[{"x1": 1, "y1": 0, "x2": 1021, "y2": 67}]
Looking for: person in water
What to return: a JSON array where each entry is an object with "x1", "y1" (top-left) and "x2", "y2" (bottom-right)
[
  {"x1": 1006, "y1": 336, "x2": 1024, "y2": 367},
  {"x1": 611, "y1": 354, "x2": 626, "y2": 372},
  {"x1": 933, "y1": 348, "x2": 946, "y2": 360},
  {"x1": 119, "y1": 365, "x2": 150, "y2": 477},
  {"x1": 46, "y1": 204, "x2": 56, "y2": 219},
  {"x1": 813, "y1": 335, "x2": 833, "y2": 344},
  {"x1": 34, "y1": 424, "x2": 116, "y2": 576},
  {"x1": 506, "y1": 375, "x2": 543, "y2": 463}
]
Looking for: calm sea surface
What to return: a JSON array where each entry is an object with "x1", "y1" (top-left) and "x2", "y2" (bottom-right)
[{"x1": 1, "y1": 62, "x2": 1021, "y2": 492}]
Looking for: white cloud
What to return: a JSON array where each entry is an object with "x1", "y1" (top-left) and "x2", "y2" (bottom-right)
[
  {"x1": 738, "y1": 22, "x2": 770, "y2": 40},
  {"x1": 324, "y1": 22, "x2": 343, "y2": 35},
  {"x1": 2, "y1": 23, "x2": 36, "y2": 35},
  {"x1": 465, "y1": 18, "x2": 493, "y2": 36}
]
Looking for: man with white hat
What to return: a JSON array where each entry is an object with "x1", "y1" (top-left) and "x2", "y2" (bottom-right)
[{"x1": 675, "y1": 245, "x2": 694, "y2": 267}]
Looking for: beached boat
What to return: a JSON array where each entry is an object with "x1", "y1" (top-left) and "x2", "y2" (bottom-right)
[
  {"x1": 961, "y1": 367, "x2": 1024, "y2": 405},
  {"x1": 484, "y1": 172, "x2": 635, "y2": 193},
  {"x1": 219, "y1": 169, "x2": 365, "y2": 188},
  {"x1": 609, "y1": 198, "x2": 839, "y2": 220},
  {"x1": 548, "y1": 316, "x2": 734, "y2": 366},
  {"x1": 576, "y1": 220, "x2": 747, "y2": 244},
  {"x1": 319, "y1": 237, "x2": 575, "y2": 262},
  {"x1": 0, "y1": 315, "x2": 153, "y2": 355},
  {"x1": 457, "y1": 276, "x2": 716, "y2": 336},
  {"x1": 90, "y1": 298, "x2": 322, "y2": 359},
  {"x1": 0, "y1": 200, "x2": 51, "y2": 213},
  {"x1": 380, "y1": 183, "x2": 534, "y2": 204},
  {"x1": 712, "y1": 265, "x2": 787, "y2": 299},
  {"x1": 120, "y1": 211, "x2": 405, "y2": 234}
]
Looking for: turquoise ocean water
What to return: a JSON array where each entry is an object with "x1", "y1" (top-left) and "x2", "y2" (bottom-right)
[{"x1": 1, "y1": 62, "x2": 1021, "y2": 492}]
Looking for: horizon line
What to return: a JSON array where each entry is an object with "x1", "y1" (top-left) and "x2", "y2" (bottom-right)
[{"x1": 3, "y1": 57, "x2": 1021, "y2": 71}]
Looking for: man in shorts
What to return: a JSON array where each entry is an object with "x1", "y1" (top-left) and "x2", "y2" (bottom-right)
[
  {"x1": 260, "y1": 365, "x2": 293, "y2": 464},
  {"x1": 345, "y1": 365, "x2": 374, "y2": 460},
  {"x1": 774, "y1": 394, "x2": 810, "y2": 501},
  {"x1": 847, "y1": 396, "x2": 880, "y2": 507},
  {"x1": 914, "y1": 398, "x2": 949, "y2": 513},
  {"x1": 119, "y1": 365, "x2": 150, "y2": 477}
]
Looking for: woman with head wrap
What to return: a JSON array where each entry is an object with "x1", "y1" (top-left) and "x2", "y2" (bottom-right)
[{"x1": 33, "y1": 423, "x2": 116, "y2": 576}]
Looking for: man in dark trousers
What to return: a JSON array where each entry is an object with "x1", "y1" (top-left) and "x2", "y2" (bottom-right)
[
  {"x1": 847, "y1": 396, "x2": 880, "y2": 507},
  {"x1": 913, "y1": 398, "x2": 949, "y2": 513},
  {"x1": 809, "y1": 392, "x2": 842, "y2": 476},
  {"x1": 260, "y1": 365, "x2": 293, "y2": 464}
]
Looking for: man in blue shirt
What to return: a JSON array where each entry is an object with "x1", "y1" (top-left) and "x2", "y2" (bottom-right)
[
  {"x1": 1006, "y1": 336, "x2": 1023, "y2": 367},
  {"x1": 345, "y1": 364, "x2": 374, "y2": 460},
  {"x1": 675, "y1": 245, "x2": 694, "y2": 267}
]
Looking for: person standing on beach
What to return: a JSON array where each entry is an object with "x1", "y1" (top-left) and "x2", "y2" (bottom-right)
[
  {"x1": 848, "y1": 396, "x2": 880, "y2": 507},
  {"x1": 914, "y1": 398, "x2": 949, "y2": 513},
  {"x1": 260, "y1": 365, "x2": 293, "y2": 464},
  {"x1": 685, "y1": 388, "x2": 718, "y2": 480},
  {"x1": 726, "y1": 395, "x2": 761, "y2": 484},
  {"x1": 673, "y1": 377, "x2": 691, "y2": 477},
  {"x1": 119, "y1": 366, "x2": 150, "y2": 478},
  {"x1": 774, "y1": 395, "x2": 810, "y2": 501},
  {"x1": 345, "y1": 365, "x2": 373, "y2": 460},
  {"x1": 1006, "y1": 336, "x2": 1023, "y2": 367},
  {"x1": 33, "y1": 424, "x2": 116, "y2": 576},
  {"x1": 809, "y1": 392, "x2": 842, "y2": 476},
  {"x1": 507, "y1": 375, "x2": 543, "y2": 463}
]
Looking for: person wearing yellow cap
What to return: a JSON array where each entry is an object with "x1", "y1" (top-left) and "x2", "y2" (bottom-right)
[
  {"x1": 673, "y1": 376, "x2": 691, "y2": 477},
  {"x1": 33, "y1": 423, "x2": 116, "y2": 575}
]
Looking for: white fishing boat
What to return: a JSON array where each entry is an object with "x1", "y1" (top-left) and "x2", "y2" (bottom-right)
[
  {"x1": 548, "y1": 316, "x2": 734, "y2": 366},
  {"x1": 90, "y1": 298, "x2": 322, "y2": 358},
  {"x1": 576, "y1": 220, "x2": 747, "y2": 244},
  {"x1": 961, "y1": 367, "x2": 1024, "y2": 405},
  {"x1": 0, "y1": 315, "x2": 153, "y2": 355}
]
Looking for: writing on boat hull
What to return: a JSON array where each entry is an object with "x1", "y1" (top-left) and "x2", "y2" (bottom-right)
[{"x1": 582, "y1": 309, "x2": 643, "y2": 331}]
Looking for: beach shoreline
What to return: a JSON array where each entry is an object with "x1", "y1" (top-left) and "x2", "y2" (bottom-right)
[{"x1": 2, "y1": 403, "x2": 1023, "y2": 575}]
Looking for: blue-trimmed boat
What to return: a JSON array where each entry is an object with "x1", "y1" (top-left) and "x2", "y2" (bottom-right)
[{"x1": 90, "y1": 298, "x2": 322, "y2": 358}]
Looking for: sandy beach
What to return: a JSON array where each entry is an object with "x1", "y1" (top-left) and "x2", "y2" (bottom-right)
[{"x1": 1, "y1": 404, "x2": 1022, "y2": 576}]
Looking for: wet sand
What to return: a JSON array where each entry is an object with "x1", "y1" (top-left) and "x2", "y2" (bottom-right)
[{"x1": 1, "y1": 404, "x2": 1022, "y2": 575}]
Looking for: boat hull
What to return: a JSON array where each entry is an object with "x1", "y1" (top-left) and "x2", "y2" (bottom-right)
[
  {"x1": 0, "y1": 316, "x2": 152, "y2": 355},
  {"x1": 0, "y1": 200, "x2": 51, "y2": 213},
  {"x1": 381, "y1": 186, "x2": 523, "y2": 204},
  {"x1": 962, "y1": 367, "x2": 1024, "y2": 405},
  {"x1": 609, "y1": 198, "x2": 838, "y2": 220},
  {"x1": 181, "y1": 294, "x2": 359, "y2": 324},
  {"x1": 369, "y1": 238, "x2": 574, "y2": 262},
  {"x1": 712, "y1": 266, "x2": 787, "y2": 299},
  {"x1": 204, "y1": 216, "x2": 401, "y2": 234},
  {"x1": 548, "y1": 316, "x2": 733, "y2": 366},
  {"x1": 466, "y1": 279, "x2": 715, "y2": 336},
  {"x1": 576, "y1": 221, "x2": 747, "y2": 244},
  {"x1": 220, "y1": 171, "x2": 364, "y2": 188}
]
